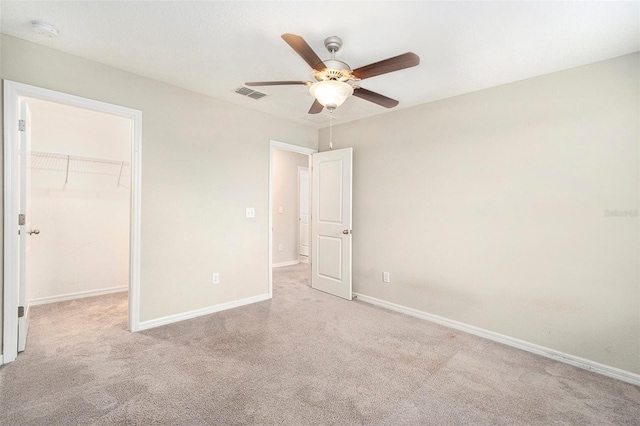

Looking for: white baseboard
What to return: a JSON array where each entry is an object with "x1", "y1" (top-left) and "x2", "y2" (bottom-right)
[
  {"x1": 299, "y1": 256, "x2": 309, "y2": 264},
  {"x1": 28, "y1": 286, "x2": 128, "y2": 306},
  {"x1": 354, "y1": 292, "x2": 640, "y2": 387},
  {"x1": 137, "y1": 293, "x2": 271, "y2": 331},
  {"x1": 272, "y1": 260, "x2": 300, "y2": 268},
  {"x1": 0, "y1": 353, "x2": 4, "y2": 365}
]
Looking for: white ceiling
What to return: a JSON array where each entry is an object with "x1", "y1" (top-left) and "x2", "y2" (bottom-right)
[{"x1": 1, "y1": 1, "x2": 638, "y2": 128}]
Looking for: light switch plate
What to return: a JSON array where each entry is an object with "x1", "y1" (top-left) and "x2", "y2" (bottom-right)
[
  {"x1": 246, "y1": 207, "x2": 255, "y2": 218},
  {"x1": 278, "y1": 206, "x2": 284, "y2": 214}
]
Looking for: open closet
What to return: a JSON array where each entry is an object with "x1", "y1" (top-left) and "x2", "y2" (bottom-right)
[{"x1": 26, "y1": 98, "x2": 131, "y2": 306}]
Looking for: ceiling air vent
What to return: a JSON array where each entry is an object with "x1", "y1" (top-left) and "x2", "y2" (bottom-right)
[{"x1": 235, "y1": 86, "x2": 268, "y2": 100}]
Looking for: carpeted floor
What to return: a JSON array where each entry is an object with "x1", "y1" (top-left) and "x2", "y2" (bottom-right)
[{"x1": 1, "y1": 263, "x2": 639, "y2": 425}]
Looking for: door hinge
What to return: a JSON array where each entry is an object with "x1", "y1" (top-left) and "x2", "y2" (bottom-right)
[
  {"x1": 18, "y1": 119, "x2": 25, "y2": 132},
  {"x1": 18, "y1": 213, "x2": 25, "y2": 225},
  {"x1": 18, "y1": 306, "x2": 24, "y2": 318}
]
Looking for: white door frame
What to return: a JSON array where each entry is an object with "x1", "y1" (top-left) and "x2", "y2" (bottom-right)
[
  {"x1": 3, "y1": 80, "x2": 143, "y2": 364},
  {"x1": 268, "y1": 140, "x2": 316, "y2": 297}
]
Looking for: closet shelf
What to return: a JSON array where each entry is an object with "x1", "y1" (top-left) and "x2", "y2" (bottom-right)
[{"x1": 29, "y1": 150, "x2": 130, "y2": 187}]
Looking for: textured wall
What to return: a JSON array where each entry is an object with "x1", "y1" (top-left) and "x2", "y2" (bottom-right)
[
  {"x1": 0, "y1": 34, "x2": 317, "y2": 351},
  {"x1": 319, "y1": 53, "x2": 640, "y2": 374},
  {"x1": 0, "y1": 33, "x2": 4, "y2": 354}
]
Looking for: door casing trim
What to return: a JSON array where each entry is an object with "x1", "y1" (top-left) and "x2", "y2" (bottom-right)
[{"x1": 2, "y1": 80, "x2": 143, "y2": 364}]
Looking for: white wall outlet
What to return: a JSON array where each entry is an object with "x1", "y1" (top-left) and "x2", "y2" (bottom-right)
[
  {"x1": 383, "y1": 272, "x2": 391, "y2": 283},
  {"x1": 278, "y1": 206, "x2": 284, "y2": 214},
  {"x1": 212, "y1": 272, "x2": 220, "y2": 284},
  {"x1": 278, "y1": 244, "x2": 283, "y2": 251},
  {"x1": 246, "y1": 207, "x2": 255, "y2": 218}
]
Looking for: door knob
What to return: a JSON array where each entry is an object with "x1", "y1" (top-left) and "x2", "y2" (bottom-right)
[
  {"x1": 27, "y1": 228, "x2": 40, "y2": 235},
  {"x1": 342, "y1": 229, "x2": 351, "y2": 235}
]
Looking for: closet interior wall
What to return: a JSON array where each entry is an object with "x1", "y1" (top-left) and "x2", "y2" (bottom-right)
[{"x1": 27, "y1": 98, "x2": 131, "y2": 304}]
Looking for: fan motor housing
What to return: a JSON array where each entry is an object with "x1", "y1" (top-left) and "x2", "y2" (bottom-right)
[{"x1": 314, "y1": 59, "x2": 352, "y2": 82}]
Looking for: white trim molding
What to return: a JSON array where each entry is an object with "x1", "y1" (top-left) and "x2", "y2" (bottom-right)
[
  {"x1": 3, "y1": 80, "x2": 143, "y2": 364},
  {"x1": 354, "y1": 292, "x2": 640, "y2": 387},
  {"x1": 28, "y1": 286, "x2": 128, "y2": 306},
  {"x1": 137, "y1": 294, "x2": 271, "y2": 331},
  {"x1": 272, "y1": 260, "x2": 300, "y2": 268}
]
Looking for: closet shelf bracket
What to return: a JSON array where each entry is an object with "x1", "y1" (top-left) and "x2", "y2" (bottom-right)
[{"x1": 64, "y1": 155, "x2": 70, "y2": 184}]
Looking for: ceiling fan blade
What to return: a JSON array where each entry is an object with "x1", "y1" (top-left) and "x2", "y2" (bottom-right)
[
  {"x1": 308, "y1": 99, "x2": 324, "y2": 114},
  {"x1": 282, "y1": 33, "x2": 327, "y2": 72},
  {"x1": 352, "y1": 52, "x2": 420, "y2": 80},
  {"x1": 245, "y1": 81, "x2": 311, "y2": 86},
  {"x1": 353, "y1": 87, "x2": 399, "y2": 108}
]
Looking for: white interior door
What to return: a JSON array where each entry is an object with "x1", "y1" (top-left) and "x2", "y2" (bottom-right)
[
  {"x1": 18, "y1": 99, "x2": 33, "y2": 352},
  {"x1": 298, "y1": 167, "x2": 309, "y2": 258},
  {"x1": 311, "y1": 148, "x2": 352, "y2": 300}
]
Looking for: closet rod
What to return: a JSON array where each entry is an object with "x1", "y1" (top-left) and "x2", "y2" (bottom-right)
[
  {"x1": 30, "y1": 150, "x2": 130, "y2": 187},
  {"x1": 31, "y1": 150, "x2": 130, "y2": 166}
]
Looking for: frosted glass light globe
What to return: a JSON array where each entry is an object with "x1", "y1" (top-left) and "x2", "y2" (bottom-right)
[{"x1": 309, "y1": 81, "x2": 354, "y2": 110}]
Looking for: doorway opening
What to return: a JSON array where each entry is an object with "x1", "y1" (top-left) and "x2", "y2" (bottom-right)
[
  {"x1": 269, "y1": 141, "x2": 315, "y2": 296},
  {"x1": 268, "y1": 140, "x2": 353, "y2": 301},
  {"x1": 3, "y1": 81, "x2": 142, "y2": 364},
  {"x1": 27, "y1": 97, "x2": 131, "y2": 307},
  {"x1": 297, "y1": 166, "x2": 310, "y2": 264}
]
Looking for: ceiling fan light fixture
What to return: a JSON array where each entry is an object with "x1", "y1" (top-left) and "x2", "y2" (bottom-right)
[
  {"x1": 247, "y1": 34, "x2": 418, "y2": 114},
  {"x1": 309, "y1": 80, "x2": 353, "y2": 110}
]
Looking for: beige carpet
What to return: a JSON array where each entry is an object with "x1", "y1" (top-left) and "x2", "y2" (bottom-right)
[{"x1": 1, "y1": 263, "x2": 638, "y2": 425}]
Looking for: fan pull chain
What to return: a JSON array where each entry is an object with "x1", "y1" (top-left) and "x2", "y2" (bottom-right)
[{"x1": 329, "y1": 112, "x2": 333, "y2": 150}]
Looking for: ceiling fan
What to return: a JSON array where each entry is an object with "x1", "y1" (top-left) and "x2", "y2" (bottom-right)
[{"x1": 245, "y1": 34, "x2": 420, "y2": 114}]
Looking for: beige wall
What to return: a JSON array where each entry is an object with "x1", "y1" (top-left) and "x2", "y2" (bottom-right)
[
  {"x1": 1, "y1": 35, "x2": 317, "y2": 354},
  {"x1": 2, "y1": 33, "x2": 638, "y2": 376},
  {"x1": 272, "y1": 149, "x2": 309, "y2": 265},
  {"x1": 0, "y1": 33, "x2": 4, "y2": 354},
  {"x1": 319, "y1": 53, "x2": 640, "y2": 374}
]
